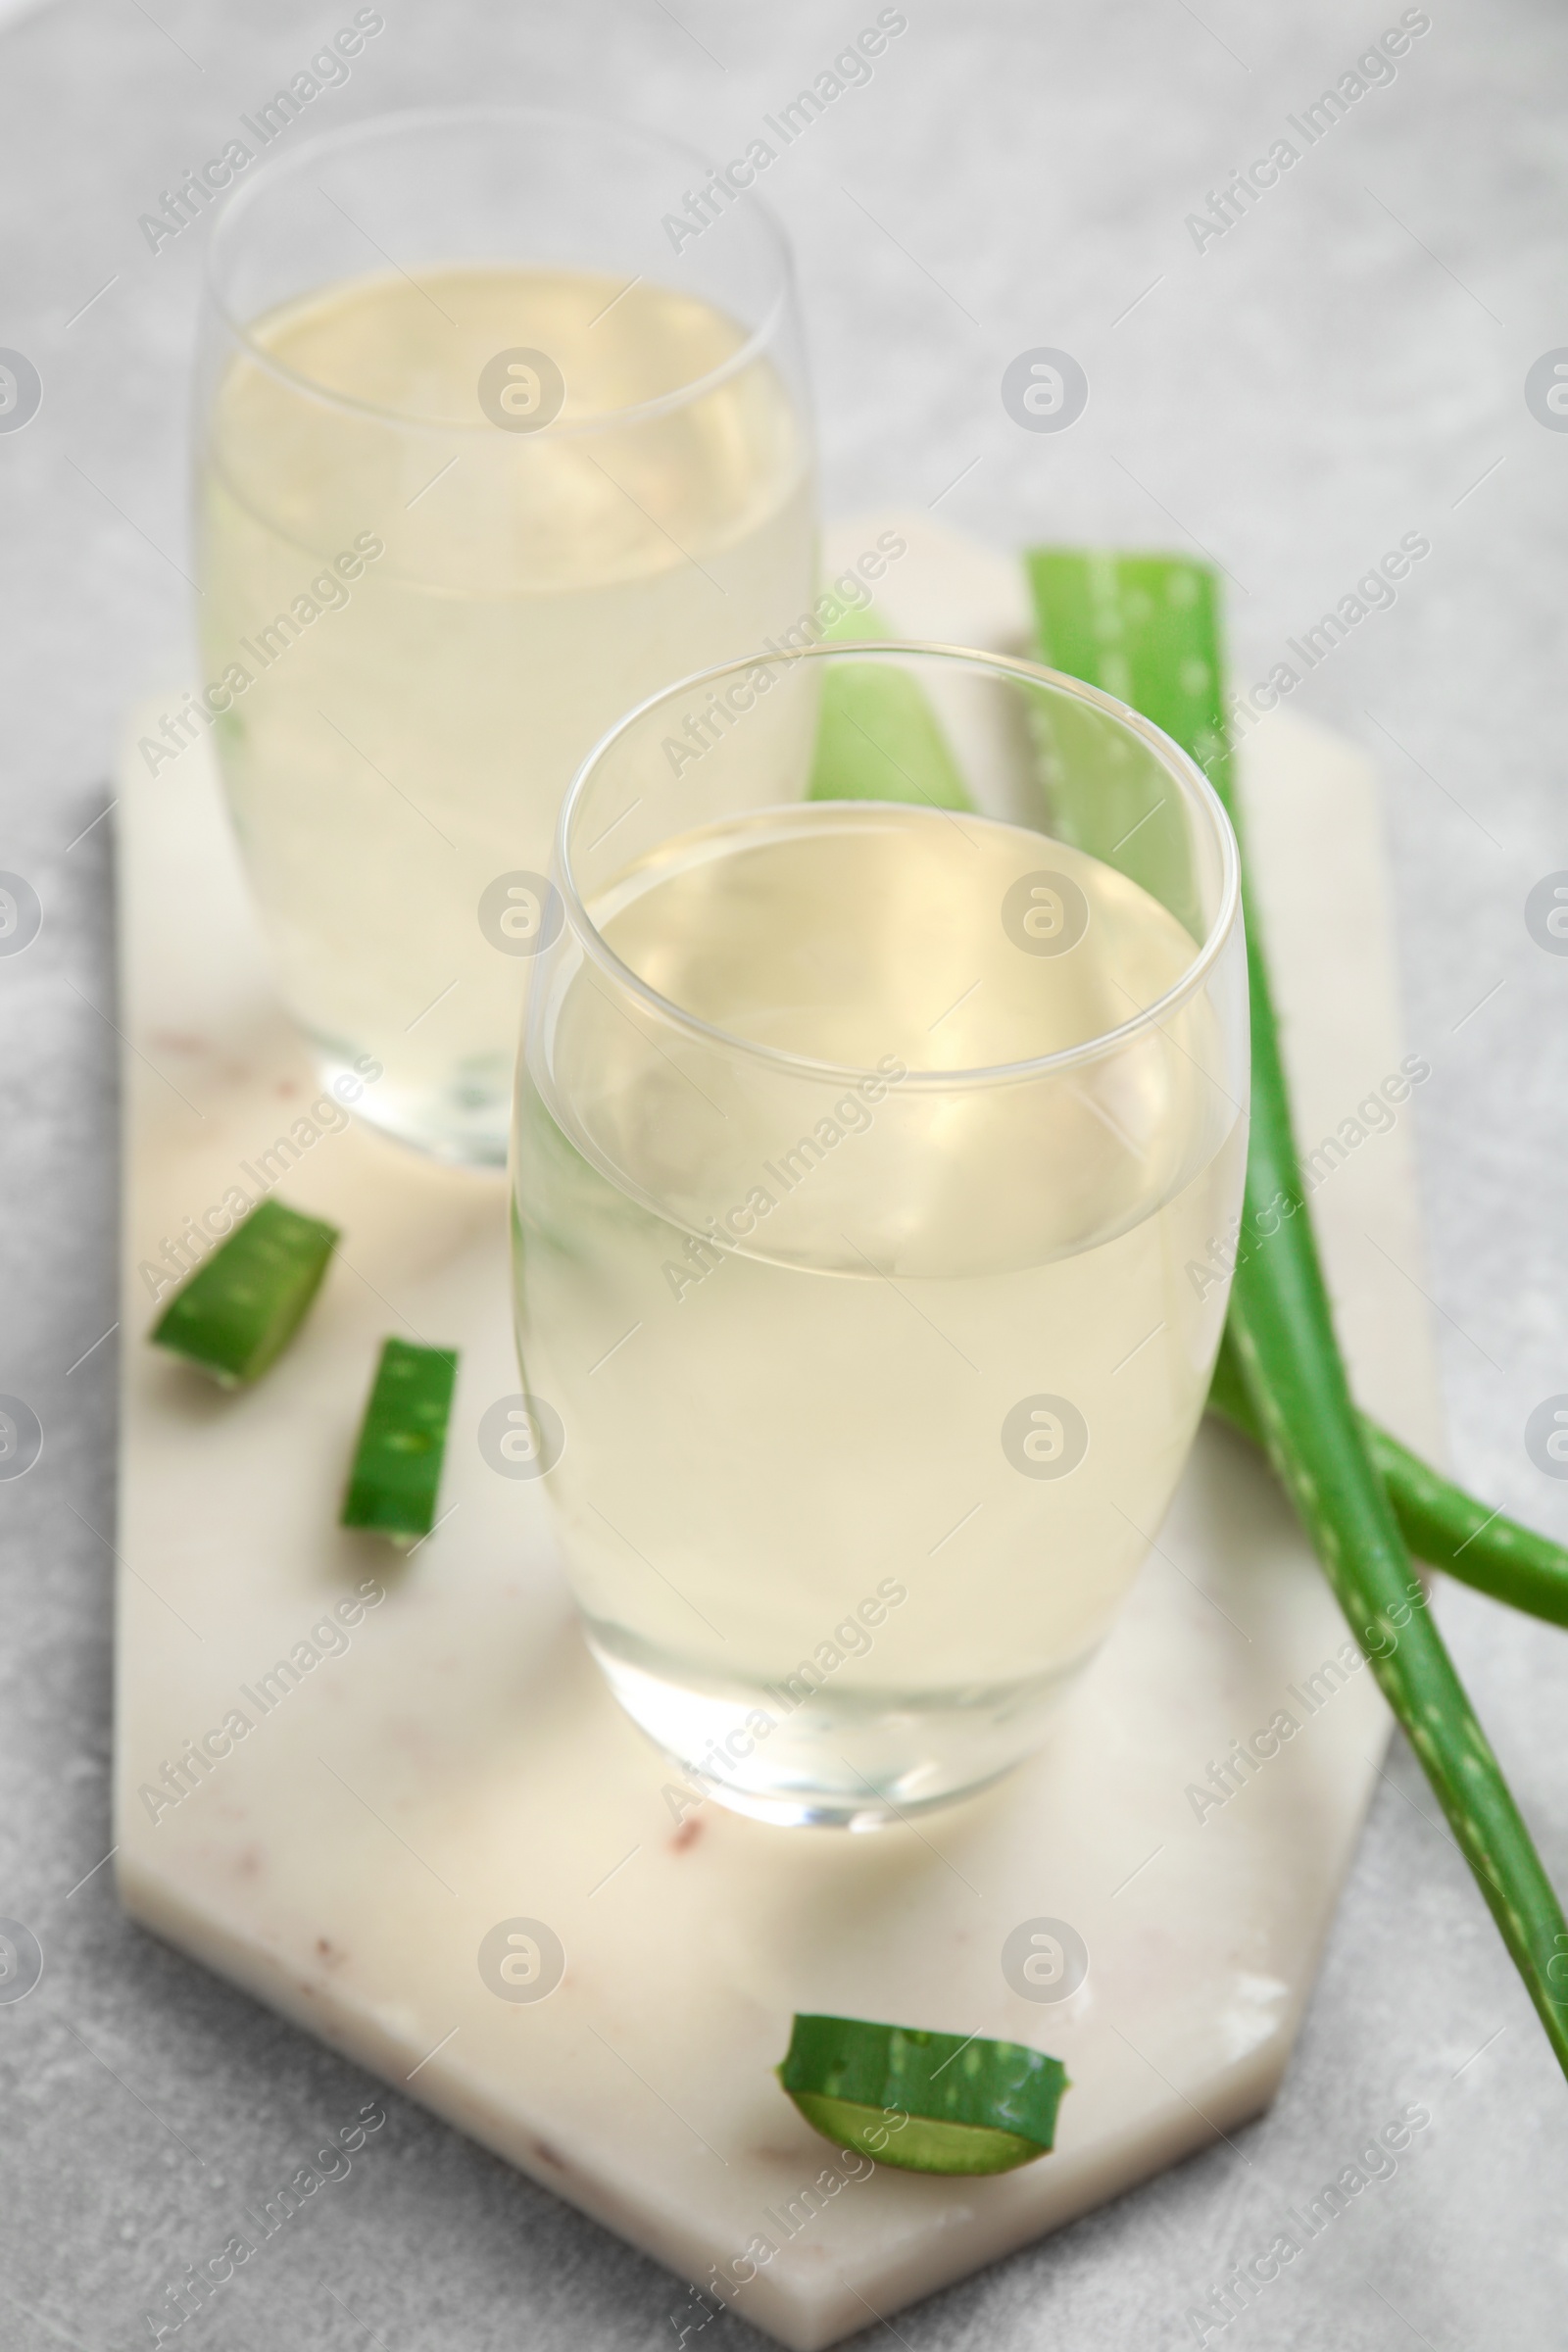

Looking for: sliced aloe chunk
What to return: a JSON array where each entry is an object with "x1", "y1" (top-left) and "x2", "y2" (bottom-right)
[
  {"x1": 808, "y1": 605, "x2": 975, "y2": 811},
  {"x1": 340, "y1": 1339, "x2": 459, "y2": 1547},
  {"x1": 150, "y1": 1197, "x2": 338, "y2": 1387},
  {"x1": 778, "y1": 2014, "x2": 1068, "y2": 2176}
]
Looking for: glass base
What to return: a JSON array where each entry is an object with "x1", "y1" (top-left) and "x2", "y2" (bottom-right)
[
  {"x1": 313, "y1": 1044, "x2": 510, "y2": 1168},
  {"x1": 587, "y1": 1629, "x2": 1089, "y2": 1831},
  {"x1": 662, "y1": 1759, "x2": 1021, "y2": 1834}
]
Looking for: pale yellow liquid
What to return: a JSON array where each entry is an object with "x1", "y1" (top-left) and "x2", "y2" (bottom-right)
[
  {"x1": 199, "y1": 266, "x2": 815, "y2": 1158},
  {"x1": 513, "y1": 803, "x2": 1246, "y2": 1821}
]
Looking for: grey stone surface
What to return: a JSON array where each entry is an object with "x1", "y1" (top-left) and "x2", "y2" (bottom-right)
[{"x1": 2, "y1": 0, "x2": 1567, "y2": 2345}]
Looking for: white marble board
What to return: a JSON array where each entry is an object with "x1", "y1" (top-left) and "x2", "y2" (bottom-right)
[{"x1": 112, "y1": 516, "x2": 1443, "y2": 2351}]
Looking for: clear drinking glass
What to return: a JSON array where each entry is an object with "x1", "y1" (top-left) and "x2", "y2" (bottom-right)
[
  {"x1": 191, "y1": 105, "x2": 815, "y2": 1163},
  {"x1": 511, "y1": 643, "x2": 1249, "y2": 1828}
]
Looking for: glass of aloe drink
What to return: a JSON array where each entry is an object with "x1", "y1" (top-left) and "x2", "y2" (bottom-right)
[
  {"x1": 192, "y1": 106, "x2": 815, "y2": 1163},
  {"x1": 511, "y1": 642, "x2": 1250, "y2": 1826}
]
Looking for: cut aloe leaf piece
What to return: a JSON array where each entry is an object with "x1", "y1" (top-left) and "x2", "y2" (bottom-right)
[
  {"x1": 778, "y1": 2014, "x2": 1068, "y2": 2176},
  {"x1": 808, "y1": 607, "x2": 975, "y2": 812},
  {"x1": 340, "y1": 1338, "x2": 459, "y2": 1547},
  {"x1": 788, "y1": 2092, "x2": 1048, "y2": 2177},
  {"x1": 150, "y1": 1197, "x2": 339, "y2": 1387}
]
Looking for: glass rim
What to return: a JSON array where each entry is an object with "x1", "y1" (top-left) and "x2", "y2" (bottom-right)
[
  {"x1": 202, "y1": 100, "x2": 798, "y2": 441},
  {"x1": 554, "y1": 641, "x2": 1244, "y2": 1093}
]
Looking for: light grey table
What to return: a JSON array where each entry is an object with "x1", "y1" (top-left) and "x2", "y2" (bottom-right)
[{"x1": 3, "y1": 2, "x2": 1566, "y2": 2345}]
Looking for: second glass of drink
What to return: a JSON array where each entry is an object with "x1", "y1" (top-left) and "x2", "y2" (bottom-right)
[{"x1": 194, "y1": 104, "x2": 815, "y2": 1161}]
